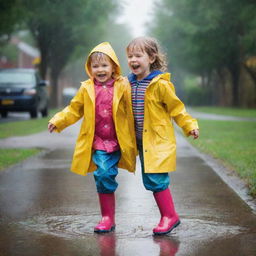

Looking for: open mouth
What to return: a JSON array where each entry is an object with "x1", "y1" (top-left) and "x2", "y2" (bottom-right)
[
  {"x1": 131, "y1": 64, "x2": 140, "y2": 70},
  {"x1": 97, "y1": 74, "x2": 106, "y2": 78}
]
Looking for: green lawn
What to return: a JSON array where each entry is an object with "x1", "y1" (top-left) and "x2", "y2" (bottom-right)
[
  {"x1": 0, "y1": 109, "x2": 58, "y2": 139},
  {"x1": 192, "y1": 106, "x2": 256, "y2": 118},
  {"x1": 188, "y1": 119, "x2": 256, "y2": 196},
  {"x1": 0, "y1": 109, "x2": 58, "y2": 170},
  {"x1": 0, "y1": 148, "x2": 41, "y2": 170}
]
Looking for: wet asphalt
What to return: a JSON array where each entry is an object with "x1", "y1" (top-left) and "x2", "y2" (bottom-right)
[{"x1": 0, "y1": 122, "x2": 256, "y2": 256}]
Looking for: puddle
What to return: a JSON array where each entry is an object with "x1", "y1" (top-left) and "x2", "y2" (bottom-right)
[{"x1": 19, "y1": 213, "x2": 246, "y2": 240}]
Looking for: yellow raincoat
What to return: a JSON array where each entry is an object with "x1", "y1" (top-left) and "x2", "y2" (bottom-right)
[
  {"x1": 141, "y1": 73, "x2": 199, "y2": 173},
  {"x1": 49, "y1": 42, "x2": 137, "y2": 176}
]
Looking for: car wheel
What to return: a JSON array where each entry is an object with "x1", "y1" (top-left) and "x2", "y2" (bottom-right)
[
  {"x1": 0, "y1": 111, "x2": 8, "y2": 118},
  {"x1": 30, "y1": 109, "x2": 38, "y2": 118},
  {"x1": 41, "y1": 106, "x2": 48, "y2": 117}
]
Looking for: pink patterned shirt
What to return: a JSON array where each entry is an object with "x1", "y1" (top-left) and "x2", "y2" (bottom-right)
[{"x1": 92, "y1": 79, "x2": 120, "y2": 153}]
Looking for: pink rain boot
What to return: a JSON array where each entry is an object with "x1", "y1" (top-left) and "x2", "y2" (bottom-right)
[
  {"x1": 94, "y1": 193, "x2": 116, "y2": 233},
  {"x1": 153, "y1": 188, "x2": 180, "y2": 235}
]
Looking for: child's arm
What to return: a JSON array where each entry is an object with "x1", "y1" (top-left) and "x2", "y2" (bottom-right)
[
  {"x1": 48, "y1": 85, "x2": 85, "y2": 133},
  {"x1": 160, "y1": 80, "x2": 199, "y2": 137}
]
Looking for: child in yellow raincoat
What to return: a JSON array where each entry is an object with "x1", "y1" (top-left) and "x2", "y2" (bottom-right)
[
  {"x1": 126, "y1": 36, "x2": 199, "y2": 235},
  {"x1": 48, "y1": 42, "x2": 137, "y2": 233}
]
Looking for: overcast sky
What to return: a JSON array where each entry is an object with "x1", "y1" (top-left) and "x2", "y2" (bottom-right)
[{"x1": 116, "y1": 0, "x2": 155, "y2": 37}]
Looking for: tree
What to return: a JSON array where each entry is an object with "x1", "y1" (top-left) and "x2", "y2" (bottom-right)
[
  {"x1": 22, "y1": 0, "x2": 118, "y2": 107},
  {"x1": 0, "y1": 0, "x2": 23, "y2": 44},
  {"x1": 151, "y1": 0, "x2": 256, "y2": 107}
]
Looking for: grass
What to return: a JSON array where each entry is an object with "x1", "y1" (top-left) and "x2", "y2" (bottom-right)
[
  {"x1": 0, "y1": 109, "x2": 58, "y2": 139},
  {"x1": 0, "y1": 148, "x2": 41, "y2": 170},
  {"x1": 191, "y1": 106, "x2": 256, "y2": 118},
  {"x1": 188, "y1": 119, "x2": 256, "y2": 196},
  {"x1": 0, "y1": 109, "x2": 58, "y2": 170}
]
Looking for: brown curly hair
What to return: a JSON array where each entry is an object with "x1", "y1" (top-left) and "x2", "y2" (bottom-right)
[{"x1": 126, "y1": 36, "x2": 167, "y2": 72}]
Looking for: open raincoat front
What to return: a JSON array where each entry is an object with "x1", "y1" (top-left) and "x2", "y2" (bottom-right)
[
  {"x1": 49, "y1": 42, "x2": 137, "y2": 176},
  {"x1": 139, "y1": 73, "x2": 199, "y2": 173}
]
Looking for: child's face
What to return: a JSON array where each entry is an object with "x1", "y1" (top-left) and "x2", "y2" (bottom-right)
[
  {"x1": 127, "y1": 47, "x2": 155, "y2": 80},
  {"x1": 90, "y1": 55, "x2": 115, "y2": 83}
]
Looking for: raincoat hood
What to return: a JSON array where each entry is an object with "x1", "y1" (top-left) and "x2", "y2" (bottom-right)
[{"x1": 85, "y1": 42, "x2": 121, "y2": 79}]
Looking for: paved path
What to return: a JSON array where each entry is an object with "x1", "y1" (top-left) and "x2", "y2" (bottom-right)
[{"x1": 0, "y1": 123, "x2": 256, "y2": 256}]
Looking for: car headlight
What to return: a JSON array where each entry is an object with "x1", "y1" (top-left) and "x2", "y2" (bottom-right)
[{"x1": 23, "y1": 89, "x2": 36, "y2": 95}]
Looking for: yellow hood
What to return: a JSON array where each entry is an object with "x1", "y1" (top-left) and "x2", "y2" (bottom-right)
[{"x1": 85, "y1": 42, "x2": 121, "y2": 78}]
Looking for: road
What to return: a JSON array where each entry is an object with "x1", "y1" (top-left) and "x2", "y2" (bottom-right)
[{"x1": 0, "y1": 122, "x2": 256, "y2": 255}]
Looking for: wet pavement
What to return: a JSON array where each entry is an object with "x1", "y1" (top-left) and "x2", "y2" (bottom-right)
[{"x1": 0, "y1": 123, "x2": 256, "y2": 256}]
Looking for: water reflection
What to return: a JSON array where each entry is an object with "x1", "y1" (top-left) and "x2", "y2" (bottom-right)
[
  {"x1": 95, "y1": 233, "x2": 116, "y2": 256},
  {"x1": 95, "y1": 232, "x2": 179, "y2": 256},
  {"x1": 153, "y1": 236, "x2": 180, "y2": 256}
]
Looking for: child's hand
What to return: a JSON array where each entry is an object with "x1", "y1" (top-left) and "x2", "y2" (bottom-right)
[
  {"x1": 189, "y1": 129, "x2": 199, "y2": 139},
  {"x1": 48, "y1": 122, "x2": 56, "y2": 133}
]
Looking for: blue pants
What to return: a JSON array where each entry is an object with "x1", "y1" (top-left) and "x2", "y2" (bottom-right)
[
  {"x1": 137, "y1": 142, "x2": 170, "y2": 192},
  {"x1": 93, "y1": 150, "x2": 121, "y2": 193}
]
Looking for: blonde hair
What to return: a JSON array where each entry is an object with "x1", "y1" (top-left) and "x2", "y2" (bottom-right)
[
  {"x1": 88, "y1": 52, "x2": 118, "y2": 78},
  {"x1": 126, "y1": 36, "x2": 167, "y2": 72}
]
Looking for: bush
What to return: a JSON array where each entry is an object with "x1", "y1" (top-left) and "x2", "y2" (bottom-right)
[{"x1": 183, "y1": 77, "x2": 210, "y2": 106}]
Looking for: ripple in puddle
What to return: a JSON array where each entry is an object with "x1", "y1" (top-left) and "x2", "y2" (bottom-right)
[{"x1": 19, "y1": 213, "x2": 246, "y2": 240}]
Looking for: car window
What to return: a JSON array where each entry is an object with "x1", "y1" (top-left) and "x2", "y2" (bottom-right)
[{"x1": 0, "y1": 72, "x2": 36, "y2": 88}]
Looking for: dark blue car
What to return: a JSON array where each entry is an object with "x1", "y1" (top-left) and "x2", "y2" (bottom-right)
[{"x1": 0, "y1": 68, "x2": 49, "y2": 118}]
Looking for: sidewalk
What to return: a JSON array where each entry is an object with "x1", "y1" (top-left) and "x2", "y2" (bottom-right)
[{"x1": 0, "y1": 123, "x2": 256, "y2": 255}]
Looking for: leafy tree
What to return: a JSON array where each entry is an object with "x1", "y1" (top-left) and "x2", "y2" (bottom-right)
[
  {"x1": 0, "y1": 0, "x2": 23, "y2": 44},
  {"x1": 151, "y1": 0, "x2": 256, "y2": 107},
  {"x1": 22, "y1": 0, "x2": 118, "y2": 106}
]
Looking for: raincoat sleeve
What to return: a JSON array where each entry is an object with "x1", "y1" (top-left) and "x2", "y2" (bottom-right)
[
  {"x1": 49, "y1": 86, "x2": 85, "y2": 132},
  {"x1": 160, "y1": 80, "x2": 199, "y2": 136}
]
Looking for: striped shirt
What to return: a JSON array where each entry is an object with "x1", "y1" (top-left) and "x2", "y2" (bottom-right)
[{"x1": 128, "y1": 71, "x2": 162, "y2": 141}]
